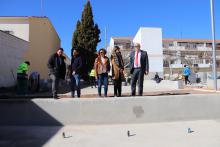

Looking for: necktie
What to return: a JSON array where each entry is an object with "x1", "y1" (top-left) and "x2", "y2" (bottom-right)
[{"x1": 135, "y1": 51, "x2": 139, "y2": 67}]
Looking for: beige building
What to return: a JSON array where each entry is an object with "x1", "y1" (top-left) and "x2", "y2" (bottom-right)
[{"x1": 0, "y1": 16, "x2": 61, "y2": 80}]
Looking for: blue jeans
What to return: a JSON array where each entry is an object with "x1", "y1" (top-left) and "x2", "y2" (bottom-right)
[
  {"x1": 71, "y1": 74, "x2": 81, "y2": 97},
  {"x1": 98, "y1": 73, "x2": 108, "y2": 97}
]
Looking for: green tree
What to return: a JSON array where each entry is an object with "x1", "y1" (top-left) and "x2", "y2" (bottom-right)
[
  {"x1": 72, "y1": 1, "x2": 100, "y2": 79},
  {"x1": 72, "y1": 20, "x2": 81, "y2": 57}
]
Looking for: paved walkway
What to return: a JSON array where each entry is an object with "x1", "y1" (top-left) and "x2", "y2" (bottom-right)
[
  {"x1": 60, "y1": 81, "x2": 219, "y2": 98},
  {"x1": 0, "y1": 80, "x2": 219, "y2": 99}
]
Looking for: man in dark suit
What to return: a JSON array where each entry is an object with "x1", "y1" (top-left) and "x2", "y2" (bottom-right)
[{"x1": 130, "y1": 43, "x2": 149, "y2": 96}]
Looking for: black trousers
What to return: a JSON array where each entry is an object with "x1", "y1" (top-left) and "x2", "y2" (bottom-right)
[
  {"x1": 131, "y1": 68, "x2": 144, "y2": 96},
  {"x1": 90, "y1": 76, "x2": 96, "y2": 88},
  {"x1": 17, "y1": 75, "x2": 28, "y2": 95},
  {"x1": 114, "y1": 74, "x2": 122, "y2": 97},
  {"x1": 184, "y1": 75, "x2": 190, "y2": 85}
]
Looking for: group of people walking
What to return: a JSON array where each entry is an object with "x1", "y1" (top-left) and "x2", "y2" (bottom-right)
[{"x1": 46, "y1": 42, "x2": 149, "y2": 99}]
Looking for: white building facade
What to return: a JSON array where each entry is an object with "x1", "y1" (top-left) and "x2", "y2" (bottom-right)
[{"x1": 133, "y1": 27, "x2": 163, "y2": 76}]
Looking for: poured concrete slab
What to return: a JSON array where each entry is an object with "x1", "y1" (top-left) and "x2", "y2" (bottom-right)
[{"x1": 1, "y1": 120, "x2": 220, "y2": 147}]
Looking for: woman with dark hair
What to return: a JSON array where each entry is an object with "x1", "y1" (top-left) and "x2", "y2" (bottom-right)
[
  {"x1": 94, "y1": 48, "x2": 110, "y2": 97},
  {"x1": 111, "y1": 46, "x2": 124, "y2": 97}
]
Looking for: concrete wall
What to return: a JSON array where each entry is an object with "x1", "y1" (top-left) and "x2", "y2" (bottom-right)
[
  {"x1": 133, "y1": 27, "x2": 163, "y2": 74},
  {"x1": 0, "y1": 17, "x2": 29, "y2": 41},
  {"x1": 0, "y1": 31, "x2": 29, "y2": 87},
  {"x1": 23, "y1": 17, "x2": 60, "y2": 79},
  {"x1": 207, "y1": 79, "x2": 220, "y2": 90},
  {"x1": 0, "y1": 94, "x2": 220, "y2": 126}
]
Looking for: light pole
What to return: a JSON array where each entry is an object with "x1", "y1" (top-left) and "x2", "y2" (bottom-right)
[{"x1": 210, "y1": 0, "x2": 217, "y2": 91}]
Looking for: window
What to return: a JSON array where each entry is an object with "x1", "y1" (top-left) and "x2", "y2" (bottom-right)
[
  {"x1": 194, "y1": 64, "x2": 198, "y2": 67},
  {"x1": 193, "y1": 44, "x2": 197, "y2": 49}
]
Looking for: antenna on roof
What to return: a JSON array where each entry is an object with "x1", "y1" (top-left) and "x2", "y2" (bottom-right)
[{"x1": 40, "y1": 0, "x2": 44, "y2": 16}]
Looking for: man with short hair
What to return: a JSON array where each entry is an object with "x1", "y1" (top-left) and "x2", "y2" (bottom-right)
[
  {"x1": 48, "y1": 48, "x2": 66, "y2": 99},
  {"x1": 16, "y1": 61, "x2": 30, "y2": 95},
  {"x1": 130, "y1": 43, "x2": 149, "y2": 96},
  {"x1": 71, "y1": 48, "x2": 82, "y2": 98}
]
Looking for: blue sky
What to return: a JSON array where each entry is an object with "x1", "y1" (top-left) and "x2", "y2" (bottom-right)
[{"x1": 1, "y1": 0, "x2": 220, "y2": 57}]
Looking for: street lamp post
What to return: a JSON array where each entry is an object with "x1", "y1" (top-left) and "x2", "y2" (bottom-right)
[
  {"x1": 105, "y1": 27, "x2": 107, "y2": 50},
  {"x1": 210, "y1": 0, "x2": 217, "y2": 91}
]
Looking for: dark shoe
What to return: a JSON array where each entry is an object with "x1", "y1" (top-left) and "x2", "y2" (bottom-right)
[{"x1": 71, "y1": 92, "x2": 75, "y2": 98}]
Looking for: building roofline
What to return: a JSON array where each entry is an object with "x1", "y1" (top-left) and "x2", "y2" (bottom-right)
[
  {"x1": 0, "y1": 16, "x2": 48, "y2": 19},
  {"x1": 0, "y1": 16, "x2": 60, "y2": 42},
  {"x1": 111, "y1": 36, "x2": 133, "y2": 40}
]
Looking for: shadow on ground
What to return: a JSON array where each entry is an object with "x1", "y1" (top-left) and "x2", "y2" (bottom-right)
[{"x1": 0, "y1": 99, "x2": 63, "y2": 147}]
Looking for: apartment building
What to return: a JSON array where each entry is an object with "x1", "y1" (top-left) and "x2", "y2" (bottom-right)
[
  {"x1": 163, "y1": 38, "x2": 220, "y2": 74},
  {"x1": 109, "y1": 36, "x2": 220, "y2": 79},
  {"x1": 109, "y1": 37, "x2": 133, "y2": 68}
]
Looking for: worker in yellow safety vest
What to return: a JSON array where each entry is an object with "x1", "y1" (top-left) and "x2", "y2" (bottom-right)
[{"x1": 89, "y1": 69, "x2": 96, "y2": 88}]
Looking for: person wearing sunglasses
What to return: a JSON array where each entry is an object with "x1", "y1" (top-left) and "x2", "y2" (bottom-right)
[{"x1": 94, "y1": 48, "x2": 110, "y2": 97}]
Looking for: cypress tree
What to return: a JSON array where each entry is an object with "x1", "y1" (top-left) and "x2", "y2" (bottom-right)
[
  {"x1": 72, "y1": 1, "x2": 100, "y2": 79},
  {"x1": 72, "y1": 20, "x2": 81, "y2": 58}
]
